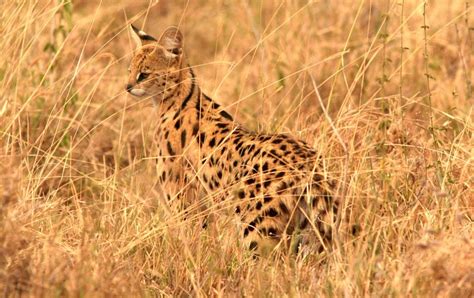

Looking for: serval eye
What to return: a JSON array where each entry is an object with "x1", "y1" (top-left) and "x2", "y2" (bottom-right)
[{"x1": 137, "y1": 72, "x2": 149, "y2": 83}]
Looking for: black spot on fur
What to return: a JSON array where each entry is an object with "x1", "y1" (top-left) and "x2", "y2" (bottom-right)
[
  {"x1": 195, "y1": 92, "x2": 202, "y2": 119},
  {"x1": 256, "y1": 201, "x2": 262, "y2": 210},
  {"x1": 220, "y1": 110, "x2": 233, "y2": 121},
  {"x1": 252, "y1": 164, "x2": 259, "y2": 173},
  {"x1": 250, "y1": 216, "x2": 263, "y2": 227},
  {"x1": 312, "y1": 173, "x2": 323, "y2": 183},
  {"x1": 167, "y1": 142, "x2": 175, "y2": 155},
  {"x1": 277, "y1": 182, "x2": 288, "y2": 193},
  {"x1": 235, "y1": 141, "x2": 243, "y2": 151},
  {"x1": 249, "y1": 241, "x2": 258, "y2": 250},
  {"x1": 192, "y1": 124, "x2": 199, "y2": 136},
  {"x1": 209, "y1": 137, "x2": 216, "y2": 147},
  {"x1": 238, "y1": 190, "x2": 245, "y2": 199},
  {"x1": 246, "y1": 178, "x2": 256, "y2": 185},
  {"x1": 209, "y1": 156, "x2": 216, "y2": 166},
  {"x1": 263, "y1": 195, "x2": 273, "y2": 203},
  {"x1": 248, "y1": 223, "x2": 255, "y2": 232},
  {"x1": 279, "y1": 202, "x2": 289, "y2": 214},
  {"x1": 181, "y1": 130, "x2": 187, "y2": 148},
  {"x1": 160, "y1": 171, "x2": 166, "y2": 182},
  {"x1": 199, "y1": 132, "x2": 206, "y2": 144},
  {"x1": 323, "y1": 193, "x2": 333, "y2": 205},
  {"x1": 180, "y1": 78, "x2": 195, "y2": 109},
  {"x1": 253, "y1": 147, "x2": 262, "y2": 157},
  {"x1": 264, "y1": 208, "x2": 278, "y2": 217},
  {"x1": 247, "y1": 144, "x2": 255, "y2": 154},
  {"x1": 215, "y1": 136, "x2": 224, "y2": 147},
  {"x1": 299, "y1": 218, "x2": 309, "y2": 229},
  {"x1": 174, "y1": 119, "x2": 181, "y2": 129}
]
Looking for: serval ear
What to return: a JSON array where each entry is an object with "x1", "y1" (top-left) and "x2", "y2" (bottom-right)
[
  {"x1": 159, "y1": 26, "x2": 183, "y2": 57},
  {"x1": 130, "y1": 24, "x2": 157, "y2": 48}
]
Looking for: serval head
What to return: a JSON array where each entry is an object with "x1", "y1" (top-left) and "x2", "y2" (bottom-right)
[{"x1": 126, "y1": 25, "x2": 185, "y2": 100}]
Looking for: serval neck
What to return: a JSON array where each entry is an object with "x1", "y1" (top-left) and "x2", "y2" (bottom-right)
[
  {"x1": 154, "y1": 66, "x2": 234, "y2": 124},
  {"x1": 151, "y1": 66, "x2": 194, "y2": 113}
]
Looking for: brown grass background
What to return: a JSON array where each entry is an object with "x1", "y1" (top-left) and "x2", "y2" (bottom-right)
[{"x1": 0, "y1": 0, "x2": 473, "y2": 296}]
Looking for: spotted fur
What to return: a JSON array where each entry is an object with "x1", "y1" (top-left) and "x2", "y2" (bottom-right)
[{"x1": 126, "y1": 25, "x2": 337, "y2": 255}]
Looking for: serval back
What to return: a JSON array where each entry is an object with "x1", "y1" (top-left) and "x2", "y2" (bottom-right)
[{"x1": 126, "y1": 24, "x2": 338, "y2": 256}]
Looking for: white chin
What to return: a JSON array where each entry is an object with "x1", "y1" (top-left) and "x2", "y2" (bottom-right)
[{"x1": 130, "y1": 89, "x2": 146, "y2": 97}]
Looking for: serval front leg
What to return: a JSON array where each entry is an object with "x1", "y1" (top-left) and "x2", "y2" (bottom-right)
[{"x1": 155, "y1": 156, "x2": 199, "y2": 222}]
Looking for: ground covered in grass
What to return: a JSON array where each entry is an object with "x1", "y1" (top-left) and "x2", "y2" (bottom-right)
[{"x1": 0, "y1": 0, "x2": 472, "y2": 296}]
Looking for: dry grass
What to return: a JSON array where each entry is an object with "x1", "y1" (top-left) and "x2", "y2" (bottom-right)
[{"x1": 0, "y1": 0, "x2": 473, "y2": 296}]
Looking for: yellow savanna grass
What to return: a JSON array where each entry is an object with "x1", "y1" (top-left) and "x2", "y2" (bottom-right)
[{"x1": 0, "y1": 0, "x2": 472, "y2": 296}]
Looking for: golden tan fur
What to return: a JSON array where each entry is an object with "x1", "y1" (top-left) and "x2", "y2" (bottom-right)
[{"x1": 126, "y1": 25, "x2": 337, "y2": 255}]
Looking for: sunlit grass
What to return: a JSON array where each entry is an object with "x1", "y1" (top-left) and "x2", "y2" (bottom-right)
[{"x1": 0, "y1": 0, "x2": 472, "y2": 296}]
